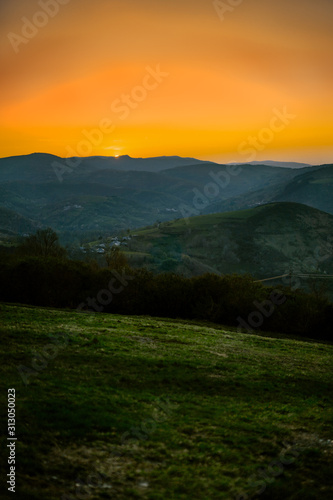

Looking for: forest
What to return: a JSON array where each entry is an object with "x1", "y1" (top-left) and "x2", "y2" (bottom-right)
[{"x1": 1, "y1": 228, "x2": 332, "y2": 340}]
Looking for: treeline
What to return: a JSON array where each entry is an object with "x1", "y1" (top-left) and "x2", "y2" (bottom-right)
[{"x1": 0, "y1": 253, "x2": 332, "y2": 340}]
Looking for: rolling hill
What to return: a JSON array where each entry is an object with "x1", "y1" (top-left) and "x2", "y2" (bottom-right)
[
  {"x1": 125, "y1": 202, "x2": 333, "y2": 281},
  {"x1": 0, "y1": 154, "x2": 329, "y2": 242},
  {"x1": 229, "y1": 160, "x2": 311, "y2": 168},
  {"x1": 205, "y1": 165, "x2": 333, "y2": 216},
  {"x1": 0, "y1": 207, "x2": 38, "y2": 240}
]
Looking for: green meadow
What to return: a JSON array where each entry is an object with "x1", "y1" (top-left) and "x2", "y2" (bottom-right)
[{"x1": 1, "y1": 303, "x2": 333, "y2": 499}]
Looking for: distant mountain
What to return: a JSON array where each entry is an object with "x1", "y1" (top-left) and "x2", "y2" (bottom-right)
[
  {"x1": 0, "y1": 207, "x2": 38, "y2": 238},
  {"x1": 0, "y1": 153, "x2": 61, "y2": 183},
  {"x1": 229, "y1": 160, "x2": 312, "y2": 169},
  {"x1": 205, "y1": 165, "x2": 333, "y2": 216},
  {"x1": 274, "y1": 165, "x2": 333, "y2": 212},
  {"x1": 83, "y1": 155, "x2": 213, "y2": 172},
  {"x1": 126, "y1": 202, "x2": 333, "y2": 281},
  {"x1": 0, "y1": 153, "x2": 331, "y2": 240},
  {"x1": 0, "y1": 153, "x2": 210, "y2": 182},
  {"x1": 0, "y1": 153, "x2": 313, "y2": 184}
]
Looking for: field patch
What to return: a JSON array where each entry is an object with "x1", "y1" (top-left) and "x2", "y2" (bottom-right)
[{"x1": 1, "y1": 303, "x2": 333, "y2": 499}]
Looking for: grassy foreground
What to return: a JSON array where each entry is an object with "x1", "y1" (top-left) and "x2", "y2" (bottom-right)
[{"x1": 1, "y1": 303, "x2": 333, "y2": 500}]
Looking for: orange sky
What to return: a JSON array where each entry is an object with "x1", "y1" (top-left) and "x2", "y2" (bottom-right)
[{"x1": 1, "y1": 0, "x2": 332, "y2": 164}]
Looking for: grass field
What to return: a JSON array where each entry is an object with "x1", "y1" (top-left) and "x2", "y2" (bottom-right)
[{"x1": 1, "y1": 303, "x2": 333, "y2": 499}]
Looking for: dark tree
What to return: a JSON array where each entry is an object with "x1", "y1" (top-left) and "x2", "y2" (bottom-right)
[
  {"x1": 105, "y1": 246, "x2": 128, "y2": 270},
  {"x1": 17, "y1": 228, "x2": 66, "y2": 258}
]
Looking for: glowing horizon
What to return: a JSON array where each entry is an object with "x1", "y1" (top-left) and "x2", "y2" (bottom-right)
[{"x1": 1, "y1": 0, "x2": 332, "y2": 165}]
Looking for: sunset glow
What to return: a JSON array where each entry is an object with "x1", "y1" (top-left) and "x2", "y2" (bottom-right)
[{"x1": 1, "y1": 0, "x2": 332, "y2": 164}]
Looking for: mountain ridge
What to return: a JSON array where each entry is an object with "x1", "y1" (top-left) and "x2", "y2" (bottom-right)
[{"x1": 0, "y1": 154, "x2": 332, "y2": 241}]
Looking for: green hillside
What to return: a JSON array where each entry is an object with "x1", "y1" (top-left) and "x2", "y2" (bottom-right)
[
  {"x1": 1, "y1": 303, "x2": 332, "y2": 500},
  {"x1": 125, "y1": 202, "x2": 333, "y2": 281},
  {"x1": 1, "y1": 154, "x2": 327, "y2": 241},
  {"x1": 206, "y1": 165, "x2": 333, "y2": 216},
  {"x1": 0, "y1": 207, "x2": 38, "y2": 245},
  {"x1": 275, "y1": 165, "x2": 333, "y2": 214}
]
